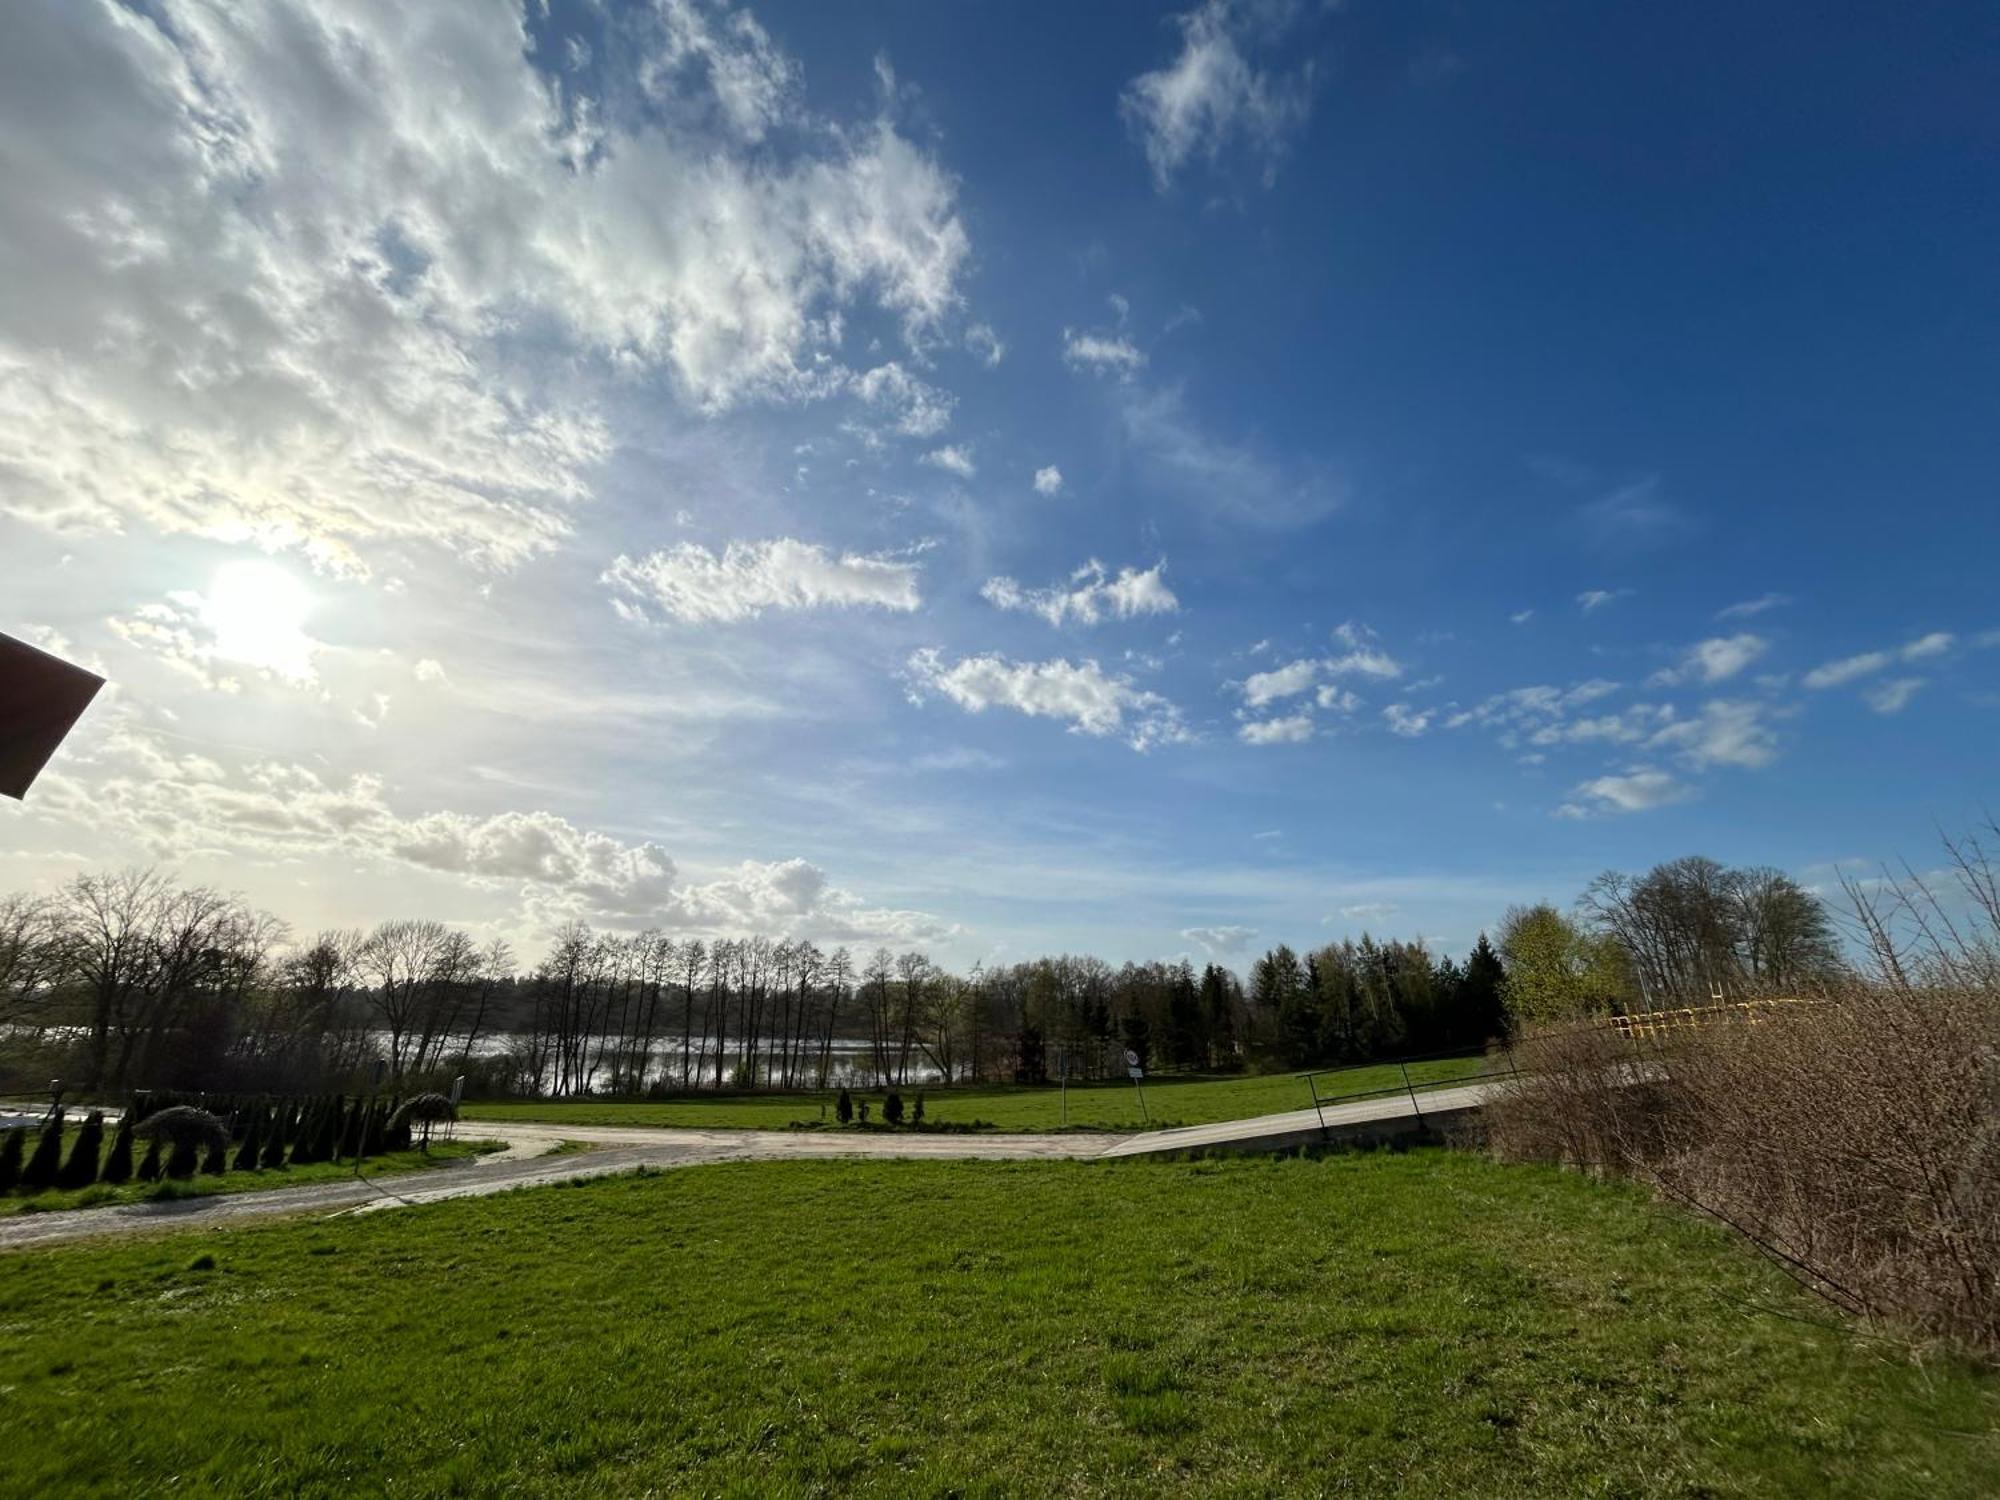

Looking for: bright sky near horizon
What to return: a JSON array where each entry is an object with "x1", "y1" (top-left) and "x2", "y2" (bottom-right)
[{"x1": 1, "y1": 0, "x2": 1995, "y2": 968}]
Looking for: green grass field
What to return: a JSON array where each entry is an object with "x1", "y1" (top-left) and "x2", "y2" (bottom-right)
[
  {"x1": 0, "y1": 1138, "x2": 501, "y2": 1218},
  {"x1": 3, "y1": 1151, "x2": 1993, "y2": 1496},
  {"x1": 464, "y1": 1054, "x2": 1493, "y2": 1132}
]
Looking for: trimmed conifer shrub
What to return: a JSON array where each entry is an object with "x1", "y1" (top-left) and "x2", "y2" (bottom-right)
[
  {"x1": 136, "y1": 1137, "x2": 163, "y2": 1182},
  {"x1": 835, "y1": 1087, "x2": 853, "y2": 1125},
  {"x1": 361, "y1": 1097, "x2": 387, "y2": 1157},
  {"x1": 261, "y1": 1104, "x2": 290, "y2": 1169},
  {"x1": 290, "y1": 1101, "x2": 322, "y2": 1166},
  {"x1": 57, "y1": 1110, "x2": 105, "y2": 1190},
  {"x1": 101, "y1": 1114, "x2": 134, "y2": 1184},
  {"x1": 0, "y1": 1125, "x2": 24, "y2": 1193},
  {"x1": 338, "y1": 1097, "x2": 364, "y2": 1160},
  {"x1": 913, "y1": 1093, "x2": 926, "y2": 1124},
  {"x1": 21, "y1": 1110, "x2": 65, "y2": 1191},
  {"x1": 317, "y1": 1095, "x2": 343, "y2": 1161},
  {"x1": 201, "y1": 1134, "x2": 228, "y2": 1175},
  {"x1": 233, "y1": 1110, "x2": 262, "y2": 1172},
  {"x1": 883, "y1": 1091, "x2": 905, "y2": 1126}
]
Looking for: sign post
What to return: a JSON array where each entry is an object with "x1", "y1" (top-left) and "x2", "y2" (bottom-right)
[{"x1": 1124, "y1": 1049, "x2": 1149, "y2": 1124}]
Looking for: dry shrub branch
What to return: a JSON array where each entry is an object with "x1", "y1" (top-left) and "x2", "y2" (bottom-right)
[{"x1": 1490, "y1": 822, "x2": 2000, "y2": 1355}]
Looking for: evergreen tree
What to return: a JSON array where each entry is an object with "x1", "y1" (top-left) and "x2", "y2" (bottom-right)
[
  {"x1": 1199, "y1": 965, "x2": 1238, "y2": 1067},
  {"x1": 1014, "y1": 1025, "x2": 1047, "y2": 1084},
  {"x1": 318, "y1": 1095, "x2": 344, "y2": 1161},
  {"x1": 1459, "y1": 934, "x2": 1510, "y2": 1045},
  {"x1": 57, "y1": 1110, "x2": 105, "y2": 1190},
  {"x1": 201, "y1": 1134, "x2": 229, "y2": 1175},
  {"x1": 136, "y1": 1137, "x2": 163, "y2": 1182},
  {"x1": 21, "y1": 1110, "x2": 65, "y2": 1191},
  {"x1": 835, "y1": 1087, "x2": 853, "y2": 1125},
  {"x1": 101, "y1": 1114, "x2": 134, "y2": 1184},
  {"x1": 883, "y1": 1091, "x2": 904, "y2": 1125},
  {"x1": 912, "y1": 1093, "x2": 925, "y2": 1124},
  {"x1": 361, "y1": 1097, "x2": 387, "y2": 1157},
  {"x1": 1163, "y1": 961, "x2": 1205, "y2": 1070},
  {"x1": 290, "y1": 1100, "x2": 321, "y2": 1166},
  {"x1": 0, "y1": 1126, "x2": 24, "y2": 1193}
]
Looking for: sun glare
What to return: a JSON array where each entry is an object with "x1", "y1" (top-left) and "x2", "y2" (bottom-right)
[{"x1": 199, "y1": 559, "x2": 318, "y2": 682}]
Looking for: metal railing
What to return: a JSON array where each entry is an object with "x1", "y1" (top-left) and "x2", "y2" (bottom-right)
[{"x1": 1298, "y1": 1048, "x2": 1519, "y2": 1135}]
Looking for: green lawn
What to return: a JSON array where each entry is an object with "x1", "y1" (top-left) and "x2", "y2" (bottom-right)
[
  {"x1": 464, "y1": 1054, "x2": 1494, "y2": 1132},
  {"x1": 0, "y1": 1138, "x2": 502, "y2": 1218},
  {"x1": 3, "y1": 1151, "x2": 1993, "y2": 1496}
]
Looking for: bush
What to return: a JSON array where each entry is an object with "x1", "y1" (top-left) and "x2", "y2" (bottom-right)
[
  {"x1": 391, "y1": 1092, "x2": 457, "y2": 1150},
  {"x1": 1492, "y1": 981, "x2": 2000, "y2": 1354},
  {"x1": 913, "y1": 1094, "x2": 926, "y2": 1125},
  {"x1": 200, "y1": 1134, "x2": 228, "y2": 1176},
  {"x1": 135, "y1": 1138, "x2": 163, "y2": 1182},
  {"x1": 20, "y1": 1110, "x2": 65, "y2": 1192},
  {"x1": 0, "y1": 1126, "x2": 23, "y2": 1193},
  {"x1": 261, "y1": 1104, "x2": 291, "y2": 1169},
  {"x1": 883, "y1": 1092, "x2": 904, "y2": 1126},
  {"x1": 835, "y1": 1088, "x2": 853, "y2": 1125},
  {"x1": 56, "y1": 1110, "x2": 105, "y2": 1190},
  {"x1": 101, "y1": 1113, "x2": 134, "y2": 1184},
  {"x1": 136, "y1": 1106, "x2": 229, "y2": 1182}
]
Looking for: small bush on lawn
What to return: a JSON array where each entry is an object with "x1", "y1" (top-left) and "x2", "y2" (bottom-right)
[
  {"x1": 835, "y1": 1087, "x2": 853, "y2": 1125},
  {"x1": 884, "y1": 1092, "x2": 904, "y2": 1125},
  {"x1": 135, "y1": 1138, "x2": 162, "y2": 1182},
  {"x1": 233, "y1": 1110, "x2": 263, "y2": 1172}
]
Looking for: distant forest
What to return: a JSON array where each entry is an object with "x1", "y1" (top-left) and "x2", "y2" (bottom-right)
[{"x1": 0, "y1": 857, "x2": 1841, "y2": 1101}]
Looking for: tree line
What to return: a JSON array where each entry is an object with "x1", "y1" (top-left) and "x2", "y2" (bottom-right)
[{"x1": 0, "y1": 853, "x2": 1843, "y2": 1104}]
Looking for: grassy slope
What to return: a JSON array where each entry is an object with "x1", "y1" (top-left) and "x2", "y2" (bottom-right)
[
  {"x1": 3, "y1": 1152, "x2": 1994, "y2": 1497},
  {"x1": 463, "y1": 1055, "x2": 1491, "y2": 1132},
  {"x1": 0, "y1": 1139, "x2": 501, "y2": 1218}
]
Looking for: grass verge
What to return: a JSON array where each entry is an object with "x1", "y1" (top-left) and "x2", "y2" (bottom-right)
[
  {"x1": 463, "y1": 1054, "x2": 1489, "y2": 1133},
  {"x1": 0, "y1": 1139, "x2": 503, "y2": 1218},
  {"x1": 2, "y1": 1151, "x2": 1994, "y2": 1495}
]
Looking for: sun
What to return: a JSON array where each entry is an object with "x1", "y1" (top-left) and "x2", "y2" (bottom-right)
[{"x1": 199, "y1": 559, "x2": 317, "y2": 682}]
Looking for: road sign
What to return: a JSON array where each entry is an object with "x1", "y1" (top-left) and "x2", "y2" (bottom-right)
[{"x1": 1123, "y1": 1049, "x2": 1141, "y2": 1069}]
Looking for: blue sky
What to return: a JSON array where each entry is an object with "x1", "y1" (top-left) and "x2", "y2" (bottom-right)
[{"x1": 1, "y1": 0, "x2": 1995, "y2": 967}]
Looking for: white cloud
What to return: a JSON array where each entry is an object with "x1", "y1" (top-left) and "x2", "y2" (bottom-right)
[
  {"x1": 1338, "y1": 902, "x2": 1399, "y2": 922},
  {"x1": 1803, "y1": 651, "x2": 1891, "y2": 689},
  {"x1": 1647, "y1": 699, "x2": 1780, "y2": 771},
  {"x1": 923, "y1": 444, "x2": 978, "y2": 478},
  {"x1": 964, "y1": 322, "x2": 1006, "y2": 367},
  {"x1": 1315, "y1": 685, "x2": 1360, "y2": 713},
  {"x1": 602, "y1": 539, "x2": 922, "y2": 624},
  {"x1": 1717, "y1": 592, "x2": 1791, "y2": 620},
  {"x1": 981, "y1": 560, "x2": 1179, "y2": 627},
  {"x1": 1650, "y1": 633, "x2": 1769, "y2": 687},
  {"x1": 1062, "y1": 329, "x2": 1148, "y2": 378},
  {"x1": 1557, "y1": 767, "x2": 1692, "y2": 818},
  {"x1": 905, "y1": 649, "x2": 1188, "y2": 751},
  {"x1": 413, "y1": 658, "x2": 450, "y2": 686},
  {"x1": 1510, "y1": 609, "x2": 1535, "y2": 625},
  {"x1": 1577, "y1": 588, "x2": 1630, "y2": 613},
  {"x1": 853, "y1": 362, "x2": 955, "y2": 439},
  {"x1": 1241, "y1": 658, "x2": 1320, "y2": 708},
  {"x1": 32, "y1": 721, "x2": 945, "y2": 937},
  {"x1": 0, "y1": 2, "x2": 971, "y2": 572},
  {"x1": 1182, "y1": 923, "x2": 1256, "y2": 955},
  {"x1": 1803, "y1": 631, "x2": 1956, "y2": 690},
  {"x1": 1864, "y1": 678, "x2": 1925, "y2": 715},
  {"x1": 1382, "y1": 703, "x2": 1435, "y2": 737},
  {"x1": 1240, "y1": 641, "x2": 1402, "y2": 709},
  {"x1": 1033, "y1": 465, "x2": 1065, "y2": 497},
  {"x1": 1238, "y1": 713, "x2": 1313, "y2": 745},
  {"x1": 1121, "y1": 0, "x2": 1313, "y2": 190}
]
